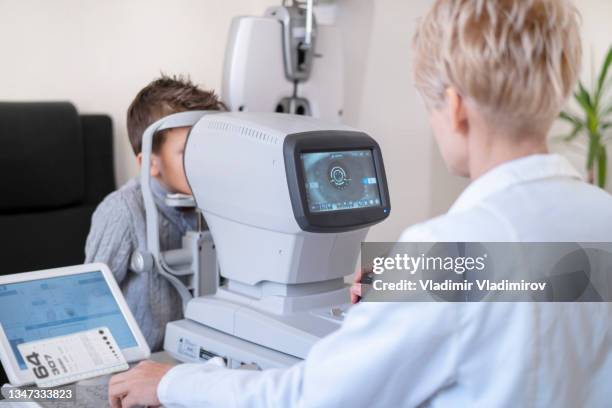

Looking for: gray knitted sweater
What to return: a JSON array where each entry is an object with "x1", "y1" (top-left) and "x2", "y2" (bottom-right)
[{"x1": 85, "y1": 178, "x2": 196, "y2": 351}]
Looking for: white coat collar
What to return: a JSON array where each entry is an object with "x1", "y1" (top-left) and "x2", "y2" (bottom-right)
[{"x1": 449, "y1": 154, "x2": 582, "y2": 214}]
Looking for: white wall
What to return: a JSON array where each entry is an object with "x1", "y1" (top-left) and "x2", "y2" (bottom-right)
[
  {"x1": 0, "y1": 0, "x2": 273, "y2": 188},
  {"x1": 334, "y1": 0, "x2": 436, "y2": 241},
  {"x1": 1, "y1": 0, "x2": 610, "y2": 242}
]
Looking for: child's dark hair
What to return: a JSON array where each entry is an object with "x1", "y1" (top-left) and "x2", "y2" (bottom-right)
[{"x1": 127, "y1": 74, "x2": 227, "y2": 155}]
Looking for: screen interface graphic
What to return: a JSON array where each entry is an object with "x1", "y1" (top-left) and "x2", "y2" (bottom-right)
[{"x1": 301, "y1": 150, "x2": 382, "y2": 213}]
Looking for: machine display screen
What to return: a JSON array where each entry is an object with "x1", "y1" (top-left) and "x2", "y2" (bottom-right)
[
  {"x1": 0, "y1": 271, "x2": 138, "y2": 370},
  {"x1": 301, "y1": 150, "x2": 382, "y2": 213}
]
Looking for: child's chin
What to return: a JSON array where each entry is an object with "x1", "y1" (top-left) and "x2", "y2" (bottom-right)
[{"x1": 176, "y1": 186, "x2": 193, "y2": 196}]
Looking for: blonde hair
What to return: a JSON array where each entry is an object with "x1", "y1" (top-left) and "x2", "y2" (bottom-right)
[{"x1": 413, "y1": 0, "x2": 582, "y2": 130}]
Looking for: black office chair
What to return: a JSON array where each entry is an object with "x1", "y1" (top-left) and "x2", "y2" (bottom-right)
[{"x1": 0, "y1": 102, "x2": 115, "y2": 387}]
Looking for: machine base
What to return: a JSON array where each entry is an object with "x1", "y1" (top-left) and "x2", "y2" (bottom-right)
[
  {"x1": 164, "y1": 319, "x2": 301, "y2": 370},
  {"x1": 184, "y1": 288, "x2": 348, "y2": 358}
]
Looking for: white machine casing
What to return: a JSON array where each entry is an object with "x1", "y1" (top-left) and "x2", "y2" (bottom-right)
[
  {"x1": 168, "y1": 113, "x2": 372, "y2": 364},
  {"x1": 186, "y1": 113, "x2": 366, "y2": 286},
  {"x1": 222, "y1": 14, "x2": 344, "y2": 122}
]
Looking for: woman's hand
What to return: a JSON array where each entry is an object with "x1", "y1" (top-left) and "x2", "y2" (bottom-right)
[
  {"x1": 350, "y1": 268, "x2": 363, "y2": 304},
  {"x1": 350, "y1": 266, "x2": 372, "y2": 304},
  {"x1": 108, "y1": 360, "x2": 173, "y2": 408}
]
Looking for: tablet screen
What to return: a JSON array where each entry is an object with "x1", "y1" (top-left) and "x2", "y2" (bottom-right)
[{"x1": 0, "y1": 271, "x2": 137, "y2": 370}]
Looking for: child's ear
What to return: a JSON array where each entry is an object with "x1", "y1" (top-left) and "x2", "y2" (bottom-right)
[
  {"x1": 446, "y1": 88, "x2": 469, "y2": 137},
  {"x1": 150, "y1": 155, "x2": 161, "y2": 178},
  {"x1": 136, "y1": 152, "x2": 161, "y2": 177}
]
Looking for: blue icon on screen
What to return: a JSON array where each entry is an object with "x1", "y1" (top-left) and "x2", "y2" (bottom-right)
[{"x1": 362, "y1": 177, "x2": 377, "y2": 185}]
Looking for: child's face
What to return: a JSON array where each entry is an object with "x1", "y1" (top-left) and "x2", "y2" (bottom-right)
[{"x1": 152, "y1": 127, "x2": 192, "y2": 195}]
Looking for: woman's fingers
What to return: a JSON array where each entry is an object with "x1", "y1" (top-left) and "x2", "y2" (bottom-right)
[{"x1": 350, "y1": 283, "x2": 362, "y2": 304}]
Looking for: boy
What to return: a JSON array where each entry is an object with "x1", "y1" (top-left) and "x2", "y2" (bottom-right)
[
  {"x1": 109, "y1": 1, "x2": 612, "y2": 407},
  {"x1": 85, "y1": 75, "x2": 226, "y2": 352}
]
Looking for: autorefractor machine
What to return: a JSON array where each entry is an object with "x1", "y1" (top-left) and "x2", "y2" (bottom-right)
[{"x1": 131, "y1": 111, "x2": 391, "y2": 369}]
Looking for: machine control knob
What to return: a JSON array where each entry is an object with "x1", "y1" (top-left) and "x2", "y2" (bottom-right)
[
  {"x1": 130, "y1": 251, "x2": 154, "y2": 273},
  {"x1": 330, "y1": 307, "x2": 346, "y2": 318}
]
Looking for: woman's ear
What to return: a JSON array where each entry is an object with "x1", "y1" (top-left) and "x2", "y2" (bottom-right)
[{"x1": 446, "y1": 88, "x2": 469, "y2": 137}]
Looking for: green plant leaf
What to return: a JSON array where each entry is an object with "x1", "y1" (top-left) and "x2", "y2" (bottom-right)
[
  {"x1": 562, "y1": 123, "x2": 584, "y2": 141},
  {"x1": 575, "y1": 81, "x2": 593, "y2": 111},
  {"x1": 597, "y1": 146, "x2": 608, "y2": 188},
  {"x1": 560, "y1": 47, "x2": 612, "y2": 188},
  {"x1": 559, "y1": 111, "x2": 582, "y2": 125},
  {"x1": 587, "y1": 135, "x2": 599, "y2": 170},
  {"x1": 574, "y1": 82, "x2": 599, "y2": 132},
  {"x1": 595, "y1": 46, "x2": 612, "y2": 108}
]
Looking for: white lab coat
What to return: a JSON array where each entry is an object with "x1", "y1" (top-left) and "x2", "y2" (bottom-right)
[{"x1": 158, "y1": 154, "x2": 612, "y2": 408}]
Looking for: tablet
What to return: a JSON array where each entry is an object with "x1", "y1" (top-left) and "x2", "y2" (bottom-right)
[{"x1": 0, "y1": 263, "x2": 150, "y2": 386}]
